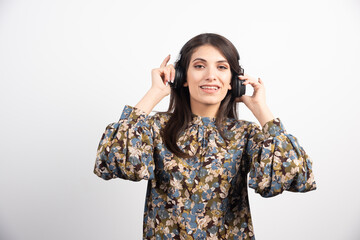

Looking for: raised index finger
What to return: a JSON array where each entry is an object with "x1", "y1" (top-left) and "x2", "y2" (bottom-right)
[{"x1": 160, "y1": 54, "x2": 171, "y2": 68}]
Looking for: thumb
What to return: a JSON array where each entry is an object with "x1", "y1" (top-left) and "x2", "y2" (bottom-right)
[{"x1": 238, "y1": 95, "x2": 249, "y2": 103}]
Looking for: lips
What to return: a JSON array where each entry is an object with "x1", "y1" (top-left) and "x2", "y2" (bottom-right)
[{"x1": 200, "y1": 85, "x2": 220, "y2": 90}]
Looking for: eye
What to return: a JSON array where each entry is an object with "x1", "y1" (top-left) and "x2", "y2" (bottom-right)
[
  {"x1": 194, "y1": 64, "x2": 205, "y2": 69},
  {"x1": 218, "y1": 65, "x2": 228, "y2": 70}
]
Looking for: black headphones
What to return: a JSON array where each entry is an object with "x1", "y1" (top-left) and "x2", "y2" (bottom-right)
[{"x1": 169, "y1": 63, "x2": 246, "y2": 98}]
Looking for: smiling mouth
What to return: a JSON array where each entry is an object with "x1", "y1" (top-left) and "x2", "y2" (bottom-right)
[{"x1": 200, "y1": 86, "x2": 220, "y2": 90}]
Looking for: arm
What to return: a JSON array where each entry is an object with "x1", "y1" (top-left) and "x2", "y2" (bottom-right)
[
  {"x1": 94, "y1": 55, "x2": 175, "y2": 181},
  {"x1": 135, "y1": 54, "x2": 175, "y2": 114},
  {"x1": 238, "y1": 75, "x2": 316, "y2": 197},
  {"x1": 245, "y1": 118, "x2": 317, "y2": 197},
  {"x1": 93, "y1": 105, "x2": 156, "y2": 181}
]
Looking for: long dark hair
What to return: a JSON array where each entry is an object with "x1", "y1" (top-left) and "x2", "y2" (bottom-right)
[{"x1": 162, "y1": 33, "x2": 242, "y2": 158}]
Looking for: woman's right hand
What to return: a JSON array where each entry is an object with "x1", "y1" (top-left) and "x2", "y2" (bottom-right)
[
  {"x1": 134, "y1": 55, "x2": 175, "y2": 114},
  {"x1": 150, "y1": 54, "x2": 175, "y2": 98}
]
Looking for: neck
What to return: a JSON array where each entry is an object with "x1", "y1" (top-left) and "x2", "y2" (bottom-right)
[{"x1": 190, "y1": 103, "x2": 220, "y2": 118}]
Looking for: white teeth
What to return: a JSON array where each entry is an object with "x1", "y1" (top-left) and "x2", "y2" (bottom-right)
[{"x1": 200, "y1": 86, "x2": 219, "y2": 90}]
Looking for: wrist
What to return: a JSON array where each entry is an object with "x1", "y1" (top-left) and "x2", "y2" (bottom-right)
[
  {"x1": 149, "y1": 87, "x2": 168, "y2": 99},
  {"x1": 135, "y1": 88, "x2": 167, "y2": 114},
  {"x1": 251, "y1": 103, "x2": 275, "y2": 127}
]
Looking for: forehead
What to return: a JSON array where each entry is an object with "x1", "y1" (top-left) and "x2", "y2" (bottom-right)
[{"x1": 190, "y1": 45, "x2": 227, "y2": 61}]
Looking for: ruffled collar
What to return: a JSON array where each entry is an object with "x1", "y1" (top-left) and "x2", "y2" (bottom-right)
[{"x1": 190, "y1": 114, "x2": 217, "y2": 127}]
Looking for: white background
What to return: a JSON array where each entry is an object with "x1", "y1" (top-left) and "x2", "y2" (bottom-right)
[{"x1": 1, "y1": 0, "x2": 359, "y2": 239}]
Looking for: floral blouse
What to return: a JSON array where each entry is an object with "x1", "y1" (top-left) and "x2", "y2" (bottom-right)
[{"x1": 93, "y1": 105, "x2": 316, "y2": 240}]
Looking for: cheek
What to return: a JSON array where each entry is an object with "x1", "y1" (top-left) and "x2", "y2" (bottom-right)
[
  {"x1": 186, "y1": 71, "x2": 202, "y2": 87},
  {"x1": 223, "y1": 75, "x2": 232, "y2": 90}
]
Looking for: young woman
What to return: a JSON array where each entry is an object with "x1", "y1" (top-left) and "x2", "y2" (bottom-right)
[{"x1": 94, "y1": 33, "x2": 316, "y2": 240}]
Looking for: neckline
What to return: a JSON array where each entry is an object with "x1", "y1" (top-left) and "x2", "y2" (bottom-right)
[{"x1": 191, "y1": 113, "x2": 217, "y2": 126}]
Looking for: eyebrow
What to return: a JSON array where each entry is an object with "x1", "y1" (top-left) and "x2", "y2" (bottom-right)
[{"x1": 192, "y1": 58, "x2": 228, "y2": 63}]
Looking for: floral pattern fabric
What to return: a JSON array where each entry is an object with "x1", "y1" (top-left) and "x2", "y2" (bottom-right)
[{"x1": 94, "y1": 105, "x2": 316, "y2": 240}]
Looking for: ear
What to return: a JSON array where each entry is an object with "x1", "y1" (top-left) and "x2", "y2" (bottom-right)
[
  {"x1": 228, "y1": 77, "x2": 232, "y2": 90},
  {"x1": 183, "y1": 81, "x2": 188, "y2": 87}
]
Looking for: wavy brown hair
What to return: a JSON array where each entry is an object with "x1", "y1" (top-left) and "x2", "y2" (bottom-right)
[{"x1": 162, "y1": 33, "x2": 242, "y2": 158}]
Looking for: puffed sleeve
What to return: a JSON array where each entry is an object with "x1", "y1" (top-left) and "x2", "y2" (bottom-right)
[
  {"x1": 93, "y1": 105, "x2": 155, "y2": 181},
  {"x1": 245, "y1": 118, "x2": 316, "y2": 197}
]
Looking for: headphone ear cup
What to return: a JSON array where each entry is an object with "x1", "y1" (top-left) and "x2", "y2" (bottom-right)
[
  {"x1": 231, "y1": 74, "x2": 238, "y2": 97},
  {"x1": 231, "y1": 71, "x2": 246, "y2": 97},
  {"x1": 239, "y1": 66, "x2": 246, "y2": 97},
  {"x1": 238, "y1": 79, "x2": 246, "y2": 97},
  {"x1": 171, "y1": 65, "x2": 184, "y2": 89}
]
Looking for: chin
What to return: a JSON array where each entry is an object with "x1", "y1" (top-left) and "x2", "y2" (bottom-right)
[
  {"x1": 200, "y1": 97, "x2": 226, "y2": 106},
  {"x1": 190, "y1": 92, "x2": 229, "y2": 108},
  {"x1": 205, "y1": 94, "x2": 228, "y2": 103}
]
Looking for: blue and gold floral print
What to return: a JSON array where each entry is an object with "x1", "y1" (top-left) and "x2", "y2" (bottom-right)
[{"x1": 94, "y1": 105, "x2": 316, "y2": 240}]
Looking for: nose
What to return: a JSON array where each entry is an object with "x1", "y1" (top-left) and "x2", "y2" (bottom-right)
[{"x1": 205, "y1": 66, "x2": 217, "y2": 81}]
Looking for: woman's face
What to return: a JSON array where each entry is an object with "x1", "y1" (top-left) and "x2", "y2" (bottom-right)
[{"x1": 184, "y1": 44, "x2": 232, "y2": 116}]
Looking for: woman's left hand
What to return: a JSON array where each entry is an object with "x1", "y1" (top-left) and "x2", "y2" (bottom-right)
[
  {"x1": 236, "y1": 74, "x2": 275, "y2": 127},
  {"x1": 236, "y1": 74, "x2": 266, "y2": 110}
]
